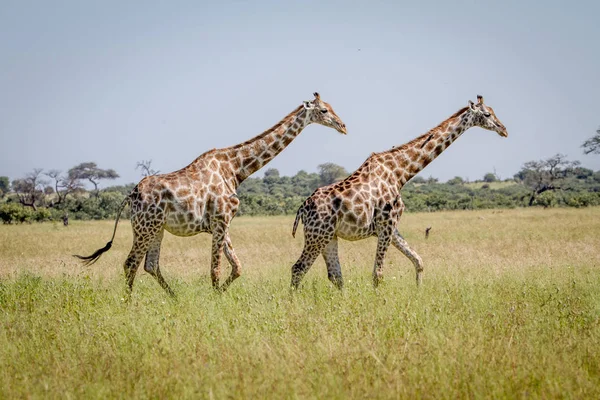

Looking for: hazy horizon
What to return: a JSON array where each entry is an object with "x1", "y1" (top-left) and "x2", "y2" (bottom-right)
[{"x1": 2, "y1": 0, "x2": 599, "y2": 189}]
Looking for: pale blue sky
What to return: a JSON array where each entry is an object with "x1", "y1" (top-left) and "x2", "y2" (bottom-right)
[{"x1": 1, "y1": 0, "x2": 599, "y2": 187}]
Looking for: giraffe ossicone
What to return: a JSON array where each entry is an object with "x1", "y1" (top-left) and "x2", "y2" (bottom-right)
[
  {"x1": 74, "y1": 92, "x2": 347, "y2": 296},
  {"x1": 290, "y1": 95, "x2": 507, "y2": 289}
]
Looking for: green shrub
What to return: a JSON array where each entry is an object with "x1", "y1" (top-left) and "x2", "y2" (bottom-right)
[{"x1": 0, "y1": 203, "x2": 34, "y2": 224}]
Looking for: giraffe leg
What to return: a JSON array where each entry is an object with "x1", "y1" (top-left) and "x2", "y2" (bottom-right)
[
  {"x1": 143, "y1": 229, "x2": 175, "y2": 298},
  {"x1": 220, "y1": 233, "x2": 242, "y2": 292},
  {"x1": 373, "y1": 229, "x2": 393, "y2": 288},
  {"x1": 210, "y1": 223, "x2": 228, "y2": 291},
  {"x1": 291, "y1": 242, "x2": 325, "y2": 289},
  {"x1": 123, "y1": 234, "x2": 151, "y2": 298},
  {"x1": 391, "y1": 229, "x2": 424, "y2": 286},
  {"x1": 321, "y1": 238, "x2": 343, "y2": 289}
]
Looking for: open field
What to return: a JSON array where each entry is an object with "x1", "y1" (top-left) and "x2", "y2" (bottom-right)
[
  {"x1": 464, "y1": 180, "x2": 517, "y2": 190},
  {"x1": 1, "y1": 208, "x2": 599, "y2": 399}
]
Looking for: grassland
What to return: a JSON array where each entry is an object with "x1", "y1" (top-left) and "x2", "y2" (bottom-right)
[{"x1": 1, "y1": 208, "x2": 599, "y2": 399}]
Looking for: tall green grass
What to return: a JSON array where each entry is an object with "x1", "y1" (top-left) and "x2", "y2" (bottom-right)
[{"x1": 1, "y1": 208, "x2": 599, "y2": 398}]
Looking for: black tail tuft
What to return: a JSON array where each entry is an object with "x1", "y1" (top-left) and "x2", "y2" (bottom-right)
[{"x1": 73, "y1": 241, "x2": 113, "y2": 266}]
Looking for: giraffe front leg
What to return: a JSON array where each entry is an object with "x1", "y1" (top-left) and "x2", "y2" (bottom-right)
[
  {"x1": 373, "y1": 229, "x2": 393, "y2": 288},
  {"x1": 210, "y1": 224, "x2": 227, "y2": 292},
  {"x1": 220, "y1": 233, "x2": 242, "y2": 292},
  {"x1": 391, "y1": 229, "x2": 424, "y2": 286},
  {"x1": 321, "y1": 238, "x2": 343, "y2": 290}
]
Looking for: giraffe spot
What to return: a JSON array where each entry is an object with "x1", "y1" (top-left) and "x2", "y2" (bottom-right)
[
  {"x1": 247, "y1": 159, "x2": 261, "y2": 172},
  {"x1": 332, "y1": 197, "x2": 342, "y2": 211},
  {"x1": 408, "y1": 163, "x2": 419, "y2": 174},
  {"x1": 405, "y1": 149, "x2": 417, "y2": 159},
  {"x1": 346, "y1": 213, "x2": 357, "y2": 224},
  {"x1": 177, "y1": 188, "x2": 191, "y2": 197},
  {"x1": 215, "y1": 153, "x2": 228, "y2": 162}
]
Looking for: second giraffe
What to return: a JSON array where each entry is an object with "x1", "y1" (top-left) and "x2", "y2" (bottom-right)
[{"x1": 291, "y1": 95, "x2": 508, "y2": 289}]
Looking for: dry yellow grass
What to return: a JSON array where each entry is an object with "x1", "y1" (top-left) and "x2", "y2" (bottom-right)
[{"x1": 1, "y1": 207, "x2": 599, "y2": 398}]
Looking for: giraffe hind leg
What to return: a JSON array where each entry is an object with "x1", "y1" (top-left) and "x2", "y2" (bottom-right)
[
  {"x1": 143, "y1": 229, "x2": 175, "y2": 298},
  {"x1": 123, "y1": 235, "x2": 151, "y2": 299},
  {"x1": 321, "y1": 238, "x2": 343, "y2": 289},
  {"x1": 391, "y1": 229, "x2": 424, "y2": 286}
]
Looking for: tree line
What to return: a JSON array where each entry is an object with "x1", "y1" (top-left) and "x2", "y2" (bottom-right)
[{"x1": 1, "y1": 124, "x2": 599, "y2": 224}]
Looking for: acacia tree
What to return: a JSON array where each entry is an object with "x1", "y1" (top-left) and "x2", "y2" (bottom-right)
[
  {"x1": 68, "y1": 162, "x2": 119, "y2": 197},
  {"x1": 12, "y1": 169, "x2": 47, "y2": 210},
  {"x1": 514, "y1": 154, "x2": 580, "y2": 206},
  {"x1": 135, "y1": 159, "x2": 159, "y2": 177},
  {"x1": 45, "y1": 169, "x2": 82, "y2": 207},
  {"x1": 483, "y1": 173, "x2": 497, "y2": 183},
  {"x1": 317, "y1": 162, "x2": 349, "y2": 186},
  {"x1": 582, "y1": 127, "x2": 600, "y2": 155}
]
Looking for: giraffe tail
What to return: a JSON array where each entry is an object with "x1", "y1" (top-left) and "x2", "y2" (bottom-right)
[
  {"x1": 292, "y1": 205, "x2": 304, "y2": 238},
  {"x1": 73, "y1": 196, "x2": 129, "y2": 266}
]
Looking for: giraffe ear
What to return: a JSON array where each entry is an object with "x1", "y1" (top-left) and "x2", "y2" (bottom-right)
[
  {"x1": 303, "y1": 101, "x2": 314, "y2": 110},
  {"x1": 477, "y1": 95, "x2": 484, "y2": 105},
  {"x1": 468, "y1": 100, "x2": 476, "y2": 110}
]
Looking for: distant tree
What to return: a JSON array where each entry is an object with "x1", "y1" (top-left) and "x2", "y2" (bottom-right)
[
  {"x1": 136, "y1": 159, "x2": 159, "y2": 177},
  {"x1": 514, "y1": 154, "x2": 580, "y2": 206},
  {"x1": 45, "y1": 169, "x2": 82, "y2": 207},
  {"x1": 410, "y1": 176, "x2": 427, "y2": 184},
  {"x1": 12, "y1": 169, "x2": 47, "y2": 210},
  {"x1": 68, "y1": 162, "x2": 119, "y2": 197},
  {"x1": 0, "y1": 176, "x2": 9, "y2": 198},
  {"x1": 447, "y1": 176, "x2": 464, "y2": 185},
  {"x1": 263, "y1": 168, "x2": 281, "y2": 185},
  {"x1": 426, "y1": 176, "x2": 439, "y2": 184},
  {"x1": 483, "y1": 173, "x2": 497, "y2": 183},
  {"x1": 291, "y1": 170, "x2": 320, "y2": 195},
  {"x1": 317, "y1": 162, "x2": 348, "y2": 186},
  {"x1": 570, "y1": 167, "x2": 594, "y2": 179},
  {"x1": 582, "y1": 127, "x2": 600, "y2": 155}
]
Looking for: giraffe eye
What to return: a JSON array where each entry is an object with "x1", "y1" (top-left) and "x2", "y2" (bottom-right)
[
  {"x1": 483, "y1": 112, "x2": 491, "y2": 118},
  {"x1": 320, "y1": 109, "x2": 328, "y2": 114}
]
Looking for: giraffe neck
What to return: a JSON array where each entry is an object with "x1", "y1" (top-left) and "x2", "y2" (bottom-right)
[
  {"x1": 387, "y1": 107, "x2": 475, "y2": 187},
  {"x1": 225, "y1": 105, "x2": 310, "y2": 186},
  {"x1": 198, "y1": 106, "x2": 310, "y2": 189}
]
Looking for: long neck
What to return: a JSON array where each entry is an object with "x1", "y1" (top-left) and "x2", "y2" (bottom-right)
[
  {"x1": 387, "y1": 107, "x2": 474, "y2": 187},
  {"x1": 227, "y1": 106, "x2": 310, "y2": 186}
]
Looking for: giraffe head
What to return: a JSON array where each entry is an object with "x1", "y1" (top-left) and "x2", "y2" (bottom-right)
[
  {"x1": 468, "y1": 95, "x2": 508, "y2": 137},
  {"x1": 303, "y1": 92, "x2": 347, "y2": 134}
]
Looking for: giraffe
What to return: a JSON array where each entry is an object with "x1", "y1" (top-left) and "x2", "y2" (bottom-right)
[
  {"x1": 74, "y1": 92, "x2": 347, "y2": 296},
  {"x1": 290, "y1": 95, "x2": 507, "y2": 289}
]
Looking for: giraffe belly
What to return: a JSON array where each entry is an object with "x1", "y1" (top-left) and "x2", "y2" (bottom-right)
[
  {"x1": 164, "y1": 212, "x2": 209, "y2": 237},
  {"x1": 335, "y1": 220, "x2": 375, "y2": 241}
]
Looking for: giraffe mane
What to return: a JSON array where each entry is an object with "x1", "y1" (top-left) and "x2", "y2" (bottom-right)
[
  {"x1": 380, "y1": 106, "x2": 469, "y2": 155},
  {"x1": 228, "y1": 105, "x2": 304, "y2": 151}
]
